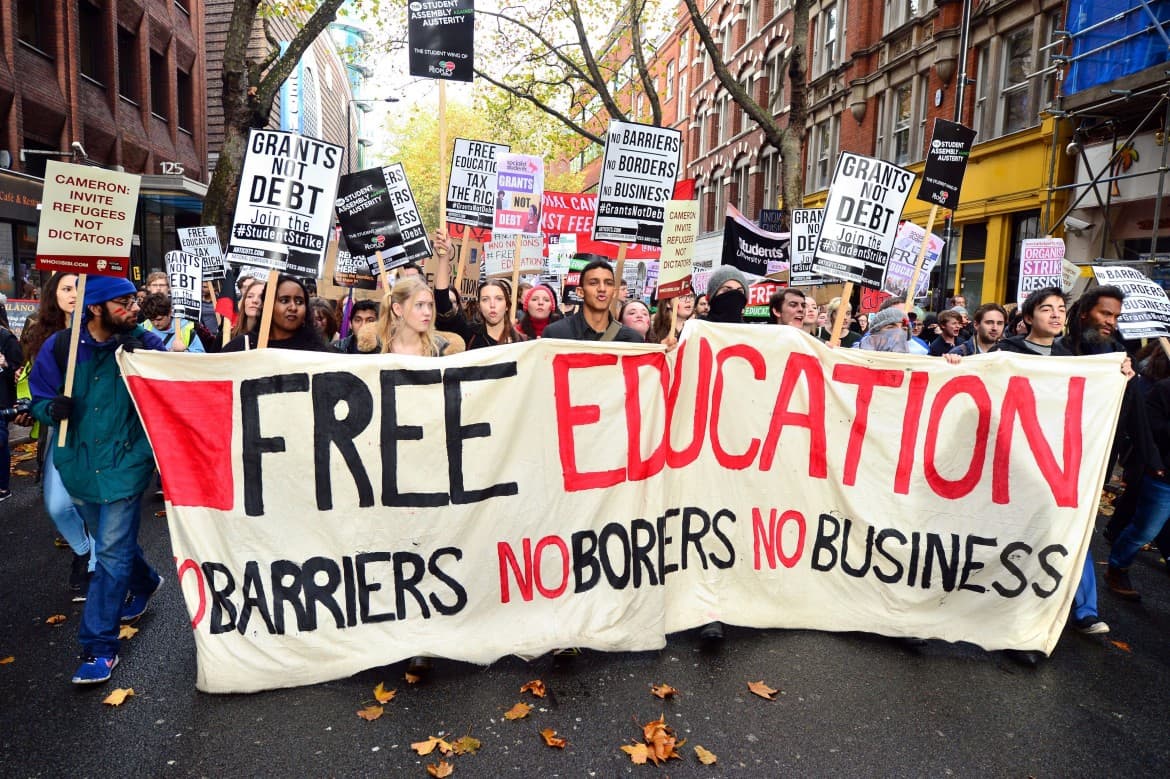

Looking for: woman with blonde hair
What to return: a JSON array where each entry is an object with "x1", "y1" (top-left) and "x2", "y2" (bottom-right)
[{"x1": 378, "y1": 276, "x2": 450, "y2": 356}]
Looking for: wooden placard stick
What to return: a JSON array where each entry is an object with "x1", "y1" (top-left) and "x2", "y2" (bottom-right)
[
  {"x1": 612, "y1": 243, "x2": 628, "y2": 316},
  {"x1": 903, "y1": 204, "x2": 939, "y2": 311},
  {"x1": 829, "y1": 280, "x2": 855, "y2": 347},
  {"x1": 509, "y1": 233, "x2": 522, "y2": 322},
  {"x1": 56, "y1": 273, "x2": 87, "y2": 448},
  {"x1": 375, "y1": 250, "x2": 391, "y2": 292},
  {"x1": 1159, "y1": 336, "x2": 1170, "y2": 361},
  {"x1": 453, "y1": 231, "x2": 471, "y2": 290},
  {"x1": 438, "y1": 80, "x2": 448, "y2": 231},
  {"x1": 256, "y1": 269, "x2": 279, "y2": 348}
]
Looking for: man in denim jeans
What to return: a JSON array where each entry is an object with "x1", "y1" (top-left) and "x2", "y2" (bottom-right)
[{"x1": 29, "y1": 275, "x2": 167, "y2": 685}]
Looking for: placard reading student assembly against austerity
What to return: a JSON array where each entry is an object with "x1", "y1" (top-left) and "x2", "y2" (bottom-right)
[
  {"x1": 120, "y1": 325, "x2": 1125, "y2": 693},
  {"x1": 813, "y1": 152, "x2": 914, "y2": 287},
  {"x1": 225, "y1": 129, "x2": 343, "y2": 277},
  {"x1": 593, "y1": 120, "x2": 682, "y2": 246}
]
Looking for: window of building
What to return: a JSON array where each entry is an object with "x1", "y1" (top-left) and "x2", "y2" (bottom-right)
[
  {"x1": 721, "y1": 21, "x2": 735, "y2": 60},
  {"x1": 1000, "y1": 25, "x2": 1033, "y2": 135},
  {"x1": 891, "y1": 82, "x2": 913, "y2": 165},
  {"x1": 301, "y1": 66, "x2": 320, "y2": 137},
  {"x1": 884, "y1": 0, "x2": 919, "y2": 32},
  {"x1": 177, "y1": 69, "x2": 193, "y2": 132},
  {"x1": 698, "y1": 105, "x2": 709, "y2": 156},
  {"x1": 765, "y1": 47, "x2": 786, "y2": 115},
  {"x1": 79, "y1": 3, "x2": 105, "y2": 83},
  {"x1": 718, "y1": 94, "x2": 730, "y2": 143},
  {"x1": 118, "y1": 27, "x2": 139, "y2": 101},
  {"x1": 150, "y1": 49, "x2": 168, "y2": 119},
  {"x1": 810, "y1": 116, "x2": 836, "y2": 190},
  {"x1": 761, "y1": 151, "x2": 780, "y2": 211},
  {"x1": 18, "y1": 0, "x2": 54, "y2": 54},
  {"x1": 711, "y1": 174, "x2": 726, "y2": 229},
  {"x1": 973, "y1": 44, "x2": 990, "y2": 135},
  {"x1": 733, "y1": 159, "x2": 751, "y2": 214},
  {"x1": 816, "y1": 4, "x2": 839, "y2": 75},
  {"x1": 679, "y1": 31, "x2": 689, "y2": 66},
  {"x1": 748, "y1": 0, "x2": 762, "y2": 37},
  {"x1": 666, "y1": 60, "x2": 674, "y2": 100},
  {"x1": 677, "y1": 72, "x2": 688, "y2": 116}
]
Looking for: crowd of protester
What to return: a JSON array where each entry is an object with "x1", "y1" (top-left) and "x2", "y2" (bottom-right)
[{"x1": 2, "y1": 230, "x2": 1167, "y2": 684}]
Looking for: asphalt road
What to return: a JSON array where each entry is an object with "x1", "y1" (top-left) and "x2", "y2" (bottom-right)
[{"x1": 2, "y1": 461, "x2": 1169, "y2": 777}]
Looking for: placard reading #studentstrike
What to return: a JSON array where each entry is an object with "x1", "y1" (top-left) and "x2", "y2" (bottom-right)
[
  {"x1": 789, "y1": 208, "x2": 828, "y2": 287},
  {"x1": 120, "y1": 325, "x2": 1124, "y2": 693},
  {"x1": 177, "y1": 227, "x2": 227, "y2": 281},
  {"x1": 226, "y1": 130, "x2": 343, "y2": 277},
  {"x1": 447, "y1": 138, "x2": 509, "y2": 230},
  {"x1": 593, "y1": 120, "x2": 682, "y2": 246},
  {"x1": 813, "y1": 152, "x2": 914, "y2": 288},
  {"x1": 164, "y1": 250, "x2": 203, "y2": 321},
  {"x1": 37, "y1": 160, "x2": 141, "y2": 275}
]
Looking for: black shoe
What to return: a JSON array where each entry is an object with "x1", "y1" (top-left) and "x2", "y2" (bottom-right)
[
  {"x1": 68, "y1": 553, "x2": 91, "y2": 602},
  {"x1": 406, "y1": 656, "x2": 432, "y2": 677},
  {"x1": 699, "y1": 621, "x2": 724, "y2": 641},
  {"x1": 1003, "y1": 649, "x2": 1044, "y2": 667},
  {"x1": 1105, "y1": 566, "x2": 1141, "y2": 601}
]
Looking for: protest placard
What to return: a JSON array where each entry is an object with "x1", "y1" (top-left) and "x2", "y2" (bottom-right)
[
  {"x1": 447, "y1": 138, "x2": 509, "y2": 230},
  {"x1": 408, "y1": 0, "x2": 474, "y2": 82},
  {"x1": 482, "y1": 233, "x2": 543, "y2": 277},
  {"x1": 547, "y1": 233, "x2": 577, "y2": 275},
  {"x1": 335, "y1": 168, "x2": 405, "y2": 276},
  {"x1": 918, "y1": 119, "x2": 978, "y2": 207},
  {"x1": 789, "y1": 208, "x2": 827, "y2": 287},
  {"x1": 813, "y1": 152, "x2": 914, "y2": 287},
  {"x1": 541, "y1": 191, "x2": 660, "y2": 259},
  {"x1": 1017, "y1": 238, "x2": 1065, "y2": 304},
  {"x1": 225, "y1": 130, "x2": 343, "y2": 277},
  {"x1": 165, "y1": 250, "x2": 203, "y2": 321},
  {"x1": 36, "y1": 161, "x2": 140, "y2": 276},
  {"x1": 720, "y1": 204, "x2": 789, "y2": 278},
  {"x1": 382, "y1": 163, "x2": 433, "y2": 264},
  {"x1": 882, "y1": 221, "x2": 945, "y2": 299},
  {"x1": 333, "y1": 245, "x2": 378, "y2": 291},
  {"x1": 593, "y1": 120, "x2": 682, "y2": 247},
  {"x1": 121, "y1": 324, "x2": 1124, "y2": 693},
  {"x1": 758, "y1": 209, "x2": 786, "y2": 233},
  {"x1": 177, "y1": 226, "x2": 227, "y2": 281},
  {"x1": 657, "y1": 200, "x2": 698, "y2": 299},
  {"x1": 493, "y1": 154, "x2": 545, "y2": 235},
  {"x1": 1091, "y1": 265, "x2": 1170, "y2": 339}
]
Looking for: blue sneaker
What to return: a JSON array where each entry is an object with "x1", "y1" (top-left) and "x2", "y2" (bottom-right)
[
  {"x1": 72, "y1": 655, "x2": 119, "y2": 684},
  {"x1": 120, "y1": 576, "x2": 163, "y2": 623}
]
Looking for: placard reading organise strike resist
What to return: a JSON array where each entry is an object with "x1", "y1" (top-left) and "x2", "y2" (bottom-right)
[
  {"x1": 226, "y1": 130, "x2": 343, "y2": 277},
  {"x1": 164, "y1": 250, "x2": 203, "y2": 321},
  {"x1": 493, "y1": 154, "x2": 545, "y2": 235},
  {"x1": 37, "y1": 161, "x2": 141, "y2": 275},
  {"x1": 1091, "y1": 265, "x2": 1170, "y2": 339},
  {"x1": 383, "y1": 163, "x2": 433, "y2": 264},
  {"x1": 593, "y1": 120, "x2": 682, "y2": 247},
  {"x1": 177, "y1": 227, "x2": 227, "y2": 281},
  {"x1": 789, "y1": 208, "x2": 827, "y2": 287},
  {"x1": 447, "y1": 138, "x2": 509, "y2": 230},
  {"x1": 813, "y1": 152, "x2": 914, "y2": 287},
  {"x1": 1017, "y1": 238, "x2": 1065, "y2": 305}
]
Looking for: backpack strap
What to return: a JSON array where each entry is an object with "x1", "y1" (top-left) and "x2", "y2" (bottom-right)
[{"x1": 600, "y1": 319, "x2": 621, "y2": 342}]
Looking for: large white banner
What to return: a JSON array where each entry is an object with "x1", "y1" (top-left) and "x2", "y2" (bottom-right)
[{"x1": 120, "y1": 325, "x2": 1125, "y2": 693}]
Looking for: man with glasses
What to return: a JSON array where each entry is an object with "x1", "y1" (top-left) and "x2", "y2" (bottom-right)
[{"x1": 29, "y1": 275, "x2": 167, "y2": 685}]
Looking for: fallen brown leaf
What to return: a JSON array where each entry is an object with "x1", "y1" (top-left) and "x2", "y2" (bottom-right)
[
  {"x1": 694, "y1": 745, "x2": 718, "y2": 765},
  {"x1": 405, "y1": 671, "x2": 423, "y2": 685},
  {"x1": 621, "y1": 742, "x2": 650, "y2": 764},
  {"x1": 748, "y1": 680, "x2": 779, "y2": 700},
  {"x1": 451, "y1": 735, "x2": 480, "y2": 755},
  {"x1": 503, "y1": 701, "x2": 532, "y2": 720},
  {"x1": 11, "y1": 468, "x2": 34, "y2": 477},
  {"x1": 45, "y1": 614, "x2": 66, "y2": 626},
  {"x1": 1110, "y1": 640, "x2": 1133, "y2": 653},
  {"x1": 540, "y1": 728, "x2": 567, "y2": 749},
  {"x1": 373, "y1": 682, "x2": 396, "y2": 703},
  {"x1": 411, "y1": 736, "x2": 454, "y2": 756},
  {"x1": 102, "y1": 688, "x2": 134, "y2": 706},
  {"x1": 356, "y1": 704, "x2": 384, "y2": 721},
  {"x1": 650, "y1": 683, "x2": 679, "y2": 699},
  {"x1": 118, "y1": 624, "x2": 139, "y2": 640},
  {"x1": 0, "y1": 656, "x2": 13, "y2": 665},
  {"x1": 520, "y1": 679, "x2": 547, "y2": 698},
  {"x1": 641, "y1": 715, "x2": 684, "y2": 764},
  {"x1": 426, "y1": 760, "x2": 454, "y2": 778}
]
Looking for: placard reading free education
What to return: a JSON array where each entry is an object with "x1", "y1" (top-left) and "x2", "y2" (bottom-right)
[
  {"x1": 383, "y1": 163, "x2": 433, "y2": 264},
  {"x1": 493, "y1": 154, "x2": 545, "y2": 235},
  {"x1": 226, "y1": 130, "x2": 343, "y2": 277},
  {"x1": 813, "y1": 152, "x2": 914, "y2": 287},
  {"x1": 1091, "y1": 265, "x2": 1170, "y2": 339},
  {"x1": 1017, "y1": 238, "x2": 1066, "y2": 305},
  {"x1": 164, "y1": 250, "x2": 203, "y2": 321},
  {"x1": 335, "y1": 168, "x2": 405, "y2": 272},
  {"x1": 881, "y1": 221, "x2": 945, "y2": 299},
  {"x1": 407, "y1": 0, "x2": 474, "y2": 83},
  {"x1": 789, "y1": 208, "x2": 828, "y2": 286},
  {"x1": 447, "y1": 138, "x2": 509, "y2": 230},
  {"x1": 177, "y1": 226, "x2": 227, "y2": 281},
  {"x1": 36, "y1": 161, "x2": 141, "y2": 275},
  {"x1": 593, "y1": 120, "x2": 682, "y2": 247}
]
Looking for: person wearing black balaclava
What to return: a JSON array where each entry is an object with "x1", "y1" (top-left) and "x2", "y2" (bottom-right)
[{"x1": 705, "y1": 265, "x2": 749, "y2": 324}]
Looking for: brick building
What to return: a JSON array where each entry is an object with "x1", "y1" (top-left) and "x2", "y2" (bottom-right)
[{"x1": 0, "y1": 0, "x2": 209, "y2": 295}]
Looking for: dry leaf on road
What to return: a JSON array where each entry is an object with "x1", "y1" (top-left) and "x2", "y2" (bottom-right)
[
  {"x1": 540, "y1": 728, "x2": 567, "y2": 749},
  {"x1": 621, "y1": 743, "x2": 650, "y2": 764},
  {"x1": 45, "y1": 614, "x2": 66, "y2": 626},
  {"x1": 118, "y1": 624, "x2": 139, "y2": 640},
  {"x1": 405, "y1": 671, "x2": 423, "y2": 685},
  {"x1": 451, "y1": 735, "x2": 480, "y2": 755},
  {"x1": 694, "y1": 745, "x2": 718, "y2": 765},
  {"x1": 102, "y1": 688, "x2": 134, "y2": 706},
  {"x1": 1110, "y1": 640, "x2": 1133, "y2": 653},
  {"x1": 503, "y1": 701, "x2": 532, "y2": 720},
  {"x1": 0, "y1": 656, "x2": 14, "y2": 665},
  {"x1": 748, "y1": 680, "x2": 779, "y2": 700},
  {"x1": 425, "y1": 760, "x2": 454, "y2": 778},
  {"x1": 411, "y1": 736, "x2": 454, "y2": 756},
  {"x1": 641, "y1": 715, "x2": 684, "y2": 764},
  {"x1": 520, "y1": 679, "x2": 547, "y2": 698},
  {"x1": 356, "y1": 705, "x2": 384, "y2": 721},
  {"x1": 650, "y1": 683, "x2": 679, "y2": 699},
  {"x1": 373, "y1": 682, "x2": 396, "y2": 703}
]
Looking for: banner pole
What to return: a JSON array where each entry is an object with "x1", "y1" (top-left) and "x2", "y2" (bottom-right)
[
  {"x1": 56, "y1": 273, "x2": 87, "y2": 448},
  {"x1": 509, "y1": 234, "x2": 522, "y2": 322},
  {"x1": 438, "y1": 80, "x2": 448, "y2": 232},
  {"x1": 903, "y1": 204, "x2": 939, "y2": 311},
  {"x1": 612, "y1": 243, "x2": 628, "y2": 316},
  {"x1": 829, "y1": 280, "x2": 854, "y2": 347},
  {"x1": 1159, "y1": 336, "x2": 1170, "y2": 361},
  {"x1": 256, "y1": 269, "x2": 279, "y2": 349},
  {"x1": 375, "y1": 250, "x2": 390, "y2": 292}
]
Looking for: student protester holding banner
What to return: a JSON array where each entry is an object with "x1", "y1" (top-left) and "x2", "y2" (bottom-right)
[
  {"x1": 948, "y1": 303, "x2": 1006, "y2": 356},
  {"x1": 517, "y1": 284, "x2": 562, "y2": 339},
  {"x1": 432, "y1": 231, "x2": 526, "y2": 348},
  {"x1": 618, "y1": 299, "x2": 655, "y2": 342},
  {"x1": 815, "y1": 297, "x2": 861, "y2": 347},
  {"x1": 651, "y1": 292, "x2": 694, "y2": 342},
  {"x1": 928, "y1": 309, "x2": 964, "y2": 356},
  {"x1": 542, "y1": 256, "x2": 643, "y2": 342},
  {"x1": 223, "y1": 276, "x2": 330, "y2": 352},
  {"x1": 29, "y1": 275, "x2": 167, "y2": 684},
  {"x1": 704, "y1": 265, "x2": 750, "y2": 325},
  {"x1": 856, "y1": 307, "x2": 912, "y2": 353},
  {"x1": 769, "y1": 288, "x2": 806, "y2": 328},
  {"x1": 333, "y1": 300, "x2": 381, "y2": 354},
  {"x1": 140, "y1": 294, "x2": 205, "y2": 353}
]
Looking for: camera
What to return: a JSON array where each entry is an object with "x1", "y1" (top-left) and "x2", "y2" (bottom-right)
[{"x1": 0, "y1": 398, "x2": 31, "y2": 422}]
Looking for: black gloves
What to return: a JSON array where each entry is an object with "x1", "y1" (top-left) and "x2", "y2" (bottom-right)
[
  {"x1": 118, "y1": 335, "x2": 146, "y2": 353},
  {"x1": 47, "y1": 394, "x2": 74, "y2": 422}
]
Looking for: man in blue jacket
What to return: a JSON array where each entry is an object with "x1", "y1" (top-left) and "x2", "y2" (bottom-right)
[{"x1": 30, "y1": 275, "x2": 167, "y2": 685}]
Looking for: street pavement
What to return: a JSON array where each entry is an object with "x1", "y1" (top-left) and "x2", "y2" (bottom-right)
[{"x1": 2, "y1": 462, "x2": 1169, "y2": 777}]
